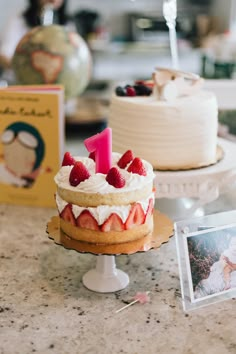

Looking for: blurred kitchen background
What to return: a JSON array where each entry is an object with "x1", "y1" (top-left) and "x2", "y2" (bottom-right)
[{"x1": 1, "y1": 0, "x2": 236, "y2": 136}]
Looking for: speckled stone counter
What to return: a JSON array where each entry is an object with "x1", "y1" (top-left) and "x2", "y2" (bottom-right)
[{"x1": 1, "y1": 189, "x2": 236, "y2": 354}]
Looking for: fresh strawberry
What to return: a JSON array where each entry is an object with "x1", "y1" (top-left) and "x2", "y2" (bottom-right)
[
  {"x1": 89, "y1": 151, "x2": 96, "y2": 161},
  {"x1": 135, "y1": 79, "x2": 154, "y2": 89},
  {"x1": 126, "y1": 86, "x2": 136, "y2": 97},
  {"x1": 145, "y1": 198, "x2": 154, "y2": 222},
  {"x1": 69, "y1": 161, "x2": 90, "y2": 186},
  {"x1": 125, "y1": 203, "x2": 145, "y2": 230},
  {"x1": 127, "y1": 157, "x2": 147, "y2": 176},
  {"x1": 117, "y1": 150, "x2": 134, "y2": 169},
  {"x1": 60, "y1": 204, "x2": 76, "y2": 225},
  {"x1": 62, "y1": 152, "x2": 76, "y2": 166},
  {"x1": 101, "y1": 213, "x2": 124, "y2": 232},
  {"x1": 77, "y1": 210, "x2": 100, "y2": 230},
  {"x1": 106, "y1": 167, "x2": 125, "y2": 188}
]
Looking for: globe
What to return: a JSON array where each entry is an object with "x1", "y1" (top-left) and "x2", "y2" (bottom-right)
[{"x1": 12, "y1": 25, "x2": 92, "y2": 99}]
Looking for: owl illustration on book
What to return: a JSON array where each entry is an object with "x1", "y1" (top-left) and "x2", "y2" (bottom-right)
[{"x1": 0, "y1": 122, "x2": 45, "y2": 187}]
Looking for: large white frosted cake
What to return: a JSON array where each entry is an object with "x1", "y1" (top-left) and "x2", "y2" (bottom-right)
[{"x1": 109, "y1": 69, "x2": 219, "y2": 170}]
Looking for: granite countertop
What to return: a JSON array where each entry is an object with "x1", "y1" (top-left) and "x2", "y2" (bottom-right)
[
  {"x1": 1, "y1": 134, "x2": 236, "y2": 354},
  {"x1": 1, "y1": 185, "x2": 236, "y2": 354}
]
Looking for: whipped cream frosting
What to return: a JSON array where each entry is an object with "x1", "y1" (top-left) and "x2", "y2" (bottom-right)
[
  {"x1": 54, "y1": 152, "x2": 155, "y2": 194},
  {"x1": 56, "y1": 192, "x2": 155, "y2": 225}
]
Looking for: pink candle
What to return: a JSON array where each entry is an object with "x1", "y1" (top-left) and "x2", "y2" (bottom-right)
[{"x1": 84, "y1": 127, "x2": 112, "y2": 173}]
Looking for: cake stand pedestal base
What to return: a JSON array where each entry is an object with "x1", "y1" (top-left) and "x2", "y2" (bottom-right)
[
  {"x1": 82, "y1": 255, "x2": 129, "y2": 293},
  {"x1": 47, "y1": 210, "x2": 174, "y2": 293},
  {"x1": 157, "y1": 197, "x2": 204, "y2": 221}
]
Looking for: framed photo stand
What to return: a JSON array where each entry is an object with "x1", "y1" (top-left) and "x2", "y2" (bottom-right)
[{"x1": 175, "y1": 209, "x2": 236, "y2": 311}]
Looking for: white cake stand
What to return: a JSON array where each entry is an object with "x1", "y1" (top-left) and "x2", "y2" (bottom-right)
[
  {"x1": 47, "y1": 211, "x2": 173, "y2": 293},
  {"x1": 154, "y1": 138, "x2": 236, "y2": 220},
  {"x1": 82, "y1": 255, "x2": 129, "y2": 293}
]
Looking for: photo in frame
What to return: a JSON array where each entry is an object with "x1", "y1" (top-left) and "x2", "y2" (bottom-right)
[{"x1": 175, "y1": 210, "x2": 236, "y2": 311}]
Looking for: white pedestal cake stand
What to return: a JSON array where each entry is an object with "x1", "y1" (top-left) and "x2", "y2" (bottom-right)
[
  {"x1": 47, "y1": 211, "x2": 173, "y2": 293},
  {"x1": 154, "y1": 138, "x2": 236, "y2": 220},
  {"x1": 82, "y1": 255, "x2": 129, "y2": 293}
]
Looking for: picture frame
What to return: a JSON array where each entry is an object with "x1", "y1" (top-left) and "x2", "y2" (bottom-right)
[{"x1": 175, "y1": 209, "x2": 236, "y2": 311}]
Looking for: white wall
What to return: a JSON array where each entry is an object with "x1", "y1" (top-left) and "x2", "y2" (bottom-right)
[{"x1": 0, "y1": 0, "x2": 26, "y2": 31}]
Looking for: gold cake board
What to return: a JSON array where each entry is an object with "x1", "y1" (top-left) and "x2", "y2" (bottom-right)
[{"x1": 47, "y1": 210, "x2": 174, "y2": 256}]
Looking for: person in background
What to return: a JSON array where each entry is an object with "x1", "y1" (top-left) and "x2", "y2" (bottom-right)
[{"x1": 0, "y1": 0, "x2": 72, "y2": 74}]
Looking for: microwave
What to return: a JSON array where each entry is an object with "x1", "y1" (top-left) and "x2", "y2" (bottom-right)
[{"x1": 127, "y1": 13, "x2": 182, "y2": 43}]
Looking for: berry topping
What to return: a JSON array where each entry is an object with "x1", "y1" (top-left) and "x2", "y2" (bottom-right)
[
  {"x1": 117, "y1": 150, "x2": 134, "y2": 169},
  {"x1": 135, "y1": 79, "x2": 154, "y2": 89},
  {"x1": 115, "y1": 86, "x2": 126, "y2": 96},
  {"x1": 126, "y1": 86, "x2": 136, "y2": 97},
  {"x1": 144, "y1": 80, "x2": 154, "y2": 88},
  {"x1": 115, "y1": 81, "x2": 153, "y2": 97},
  {"x1": 134, "y1": 84, "x2": 152, "y2": 96},
  {"x1": 62, "y1": 152, "x2": 75, "y2": 166},
  {"x1": 69, "y1": 161, "x2": 91, "y2": 186},
  {"x1": 77, "y1": 210, "x2": 100, "y2": 230},
  {"x1": 89, "y1": 151, "x2": 96, "y2": 161},
  {"x1": 125, "y1": 203, "x2": 145, "y2": 230},
  {"x1": 135, "y1": 80, "x2": 145, "y2": 85},
  {"x1": 127, "y1": 157, "x2": 147, "y2": 176},
  {"x1": 60, "y1": 204, "x2": 76, "y2": 225},
  {"x1": 106, "y1": 167, "x2": 125, "y2": 188},
  {"x1": 101, "y1": 213, "x2": 125, "y2": 232}
]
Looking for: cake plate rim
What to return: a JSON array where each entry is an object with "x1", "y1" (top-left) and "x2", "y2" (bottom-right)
[{"x1": 46, "y1": 209, "x2": 174, "y2": 256}]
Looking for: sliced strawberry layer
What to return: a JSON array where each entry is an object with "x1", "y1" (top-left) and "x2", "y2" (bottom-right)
[
  {"x1": 125, "y1": 203, "x2": 145, "y2": 230},
  {"x1": 145, "y1": 198, "x2": 154, "y2": 222},
  {"x1": 101, "y1": 213, "x2": 125, "y2": 232},
  {"x1": 77, "y1": 210, "x2": 100, "y2": 231},
  {"x1": 60, "y1": 204, "x2": 76, "y2": 226}
]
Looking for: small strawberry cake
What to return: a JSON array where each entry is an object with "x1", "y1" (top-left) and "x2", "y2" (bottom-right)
[{"x1": 54, "y1": 149, "x2": 156, "y2": 248}]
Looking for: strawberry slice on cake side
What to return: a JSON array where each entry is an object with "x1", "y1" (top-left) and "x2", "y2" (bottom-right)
[
  {"x1": 77, "y1": 210, "x2": 100, "y2": 231},
  {"x1": 125, "y1": 203, "x2": 145, "y2": 230},
  {"x1": 60, "y1": 204, "x2": 76, "y2": 226},
  {"x1": 145, "y1": 198, "x2": 154, "y2": 223},
  {"x1": 101, "y1": 213, "x2": 125, "y2": 232}
]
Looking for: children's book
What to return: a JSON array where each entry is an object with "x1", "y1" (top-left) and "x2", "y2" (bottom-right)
[{"x1": 0, "y1": 85, "x2": 64, "y2": 207}]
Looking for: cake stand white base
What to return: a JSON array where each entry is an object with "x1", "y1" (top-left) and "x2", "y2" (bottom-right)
[
  {"x1": 157, "y1": 197, "x2": 204, "y2": 221},
  {"x1": 82, "y1": 255, "x2": 129, "y2": 293}
]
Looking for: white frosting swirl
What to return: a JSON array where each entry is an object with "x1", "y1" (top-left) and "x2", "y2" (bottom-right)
[{"x1": 54, "y1": 152, "x2": 155, "y2": 194}]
